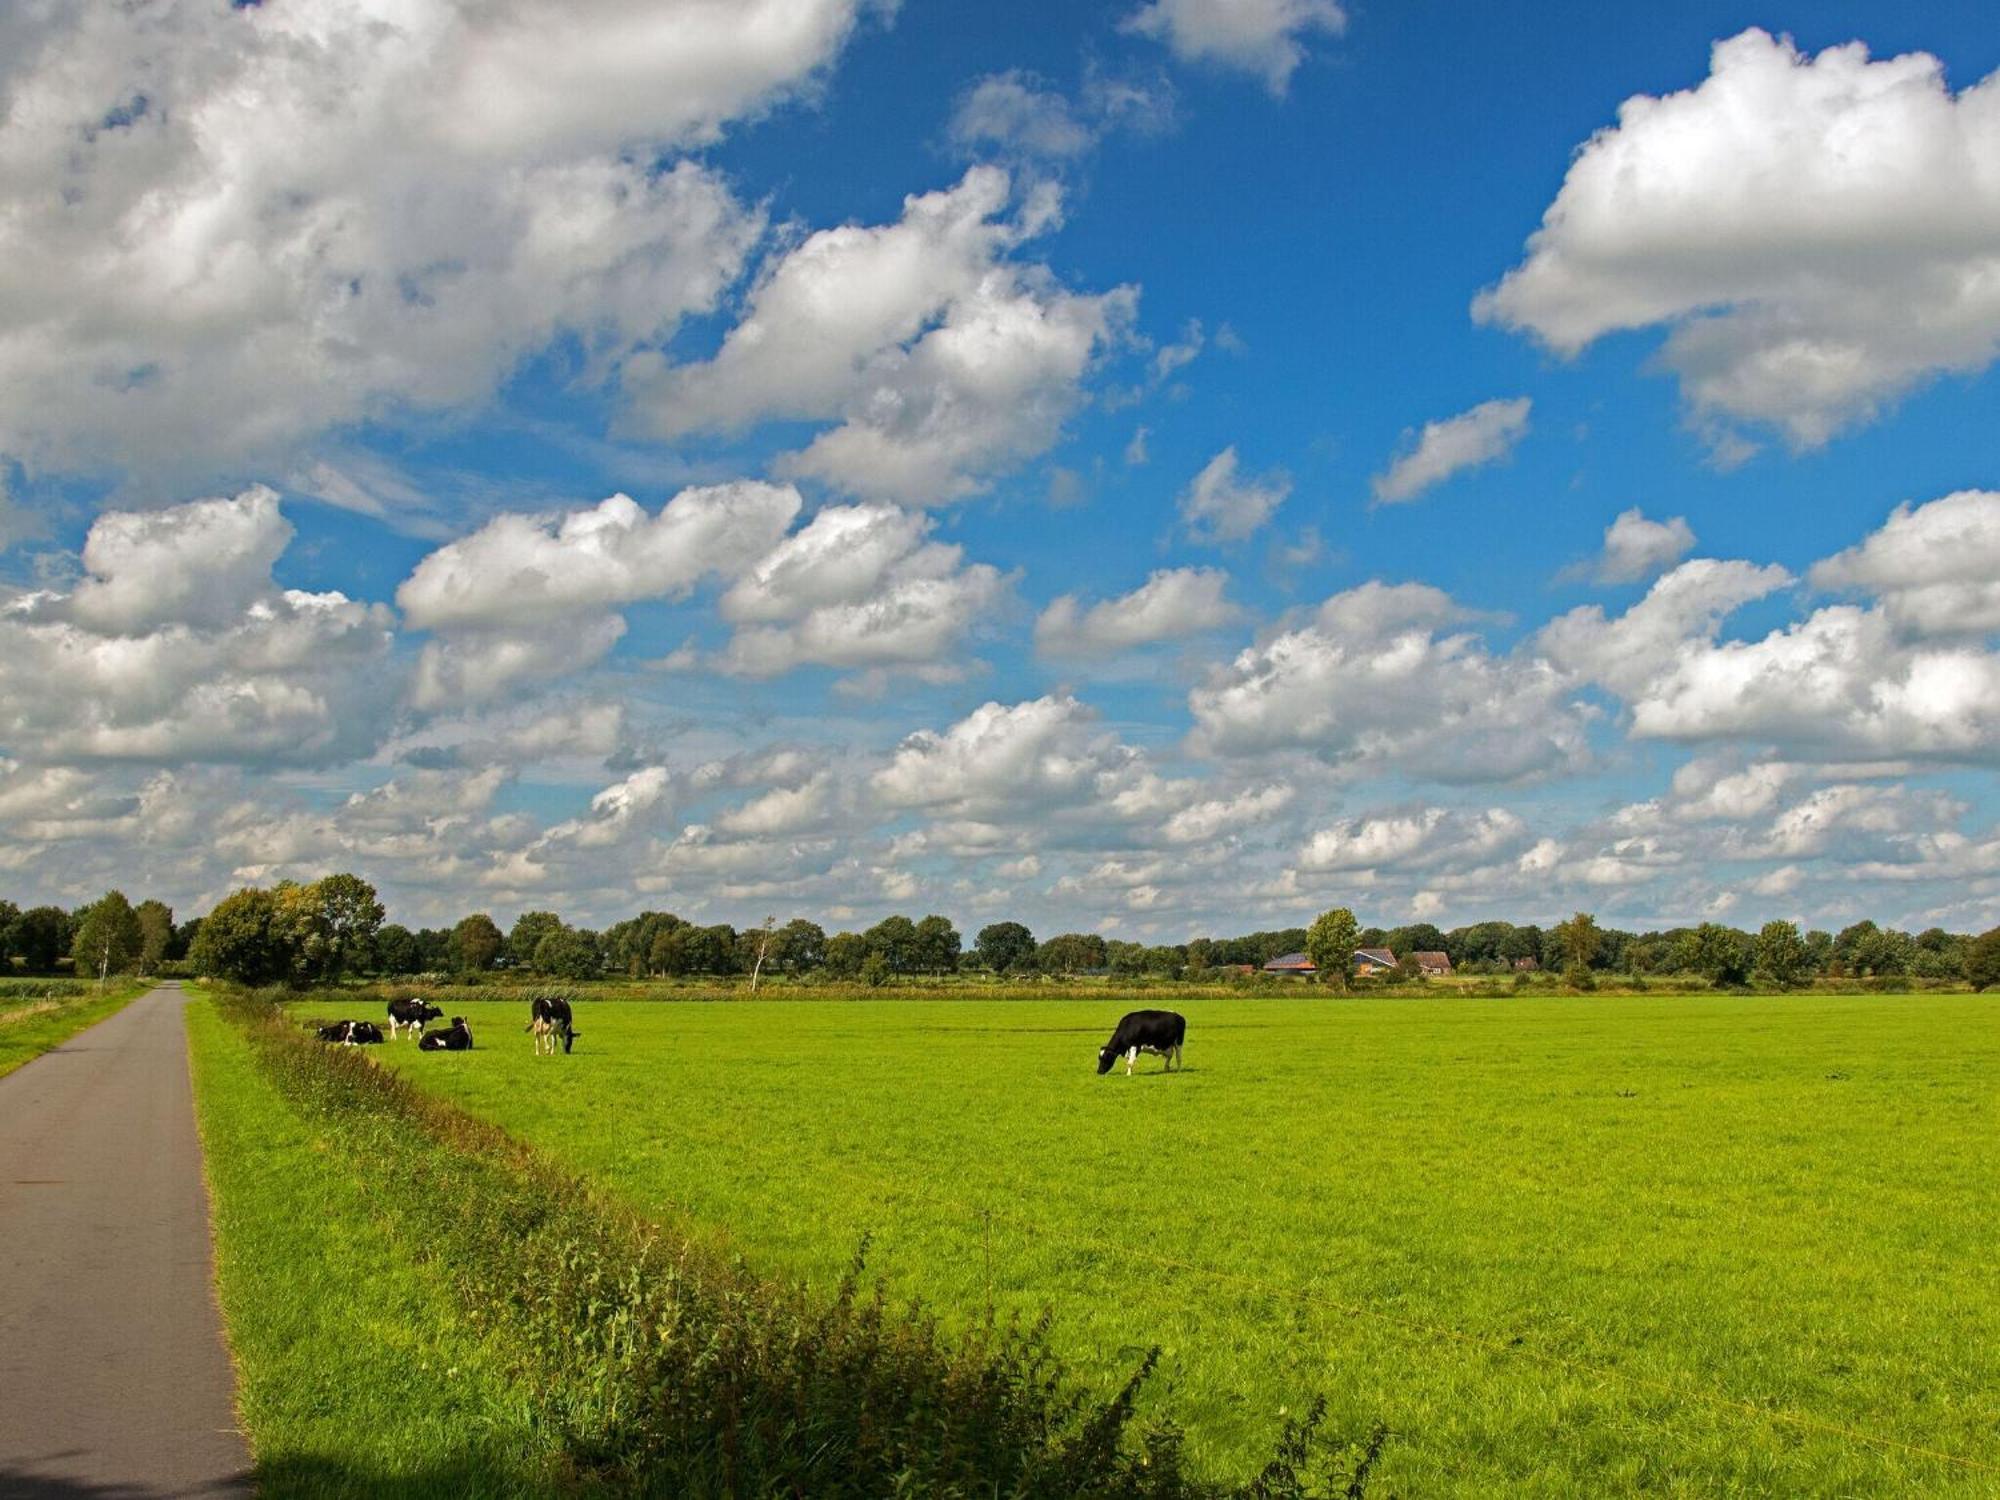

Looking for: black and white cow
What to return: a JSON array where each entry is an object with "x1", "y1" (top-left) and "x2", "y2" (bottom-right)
[
  {"x1": 387, "y1": 996, "x2": 445, "y2": 1040},
  {"x1": 526, "y1": 995, "x2": 578, "y2": 1056},
  {"x1": 316, "y1": 1019, "x2": 385, "y2": 1045},
  {"x1": 418, "y1": 1016, "x2": 474, "y2": 1052},
  {"x1": 1096, "y1": 1009, "x2": 1185, "y2": 1076}
]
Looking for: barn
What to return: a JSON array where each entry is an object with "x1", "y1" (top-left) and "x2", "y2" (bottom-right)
[
  {"x1": 1261, "y1": 951, "x2": 1317, "y2": 975},
  {"x1": 1353, "y1": 947, "x2": 1398, "y2": 976}
]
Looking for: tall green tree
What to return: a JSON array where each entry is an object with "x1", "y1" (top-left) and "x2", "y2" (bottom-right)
[
  {"x1": 776, "y1": 919, "x2": 826, "y2": 971},
  {"x1": 864, "y1": 915, "x2": 919, "y2": 973},
  {"x1": 373, "y1": 923, "x2": 422, "y2": 975},
  {"x1": 1756, "y1": 920, "x2": 1812, "y2": 985},
  {"x1": 189, "y1": 889, "x2": 286, "y2": 986},
  {"x1": 509, "y1": 910, "x2": 566, "y2": 968},
  {"x1": 73, "y1": 890, "x2": 144, "y2": 981},
  {"x1": 1686, "y1": 923, "x2": 1754, "y2": 986},
  {"x1": 12, "y1": 906, "x2": 71, "y2": 972},
  {"x1": 913, "y1": 915, "x2": 961, "y2": 974},
  {"x1": 1553, "y1": 911, "x2": 1601, "y2": 971},
  {"x1": 0, "y1": 899, "x2": 19, "y2": 969},
  {"x1": 824, "y1": 931, "x2": 867, "y2": 978},
  {"x1": 134, "y1": 899, "x2": 175, "y2": 975},
  {"x1": 533, "y1": 926, "x2": 601, "y2": 981},
  {"x1": 1305, "y1": 907, "x2": 1359, "y2": 989},
  {"x1": 450, "y1": 913, "x2": 504, "y2": 973},
  {"x1": 1965, "y1": 927, "x2": 2000, "y2": 992},
  {"x1": 1036, "y1": 932, "x2": 1107, "y2": 975},
  {"x1": 974, "y1": 921, "x2": 1036, "y2": 973}
]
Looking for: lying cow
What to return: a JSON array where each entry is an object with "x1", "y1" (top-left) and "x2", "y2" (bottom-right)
[
  {"x1": 526, "y1": 995, "x2": 579, "y2": 1056},
  {"x1": 418, "y1": 1016, "x2": 474, "y2": 1052},
  {"x1": 1097, "y1": 1009, "x2": 1185, "y2": 1076},
  {"x1": 387, "y1": 996, "x2": 445, "y2": 1040},
  {"x1": 315, "y1": 1020, "x2": 385, "y2": 1045}
]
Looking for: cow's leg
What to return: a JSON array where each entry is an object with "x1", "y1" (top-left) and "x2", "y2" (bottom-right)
[{"x1": 1126, "y1": 1045, "x2": 1136, "y2": 1076}]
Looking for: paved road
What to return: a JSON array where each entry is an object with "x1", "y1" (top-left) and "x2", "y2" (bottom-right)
[{"x1": 0, "y1": 983, "x2": 253, "y2": 1497}]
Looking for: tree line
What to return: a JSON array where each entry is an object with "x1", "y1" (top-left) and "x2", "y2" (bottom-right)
[{"x1": 8, "y1": 876, "x2": 1999, "y2": 992}]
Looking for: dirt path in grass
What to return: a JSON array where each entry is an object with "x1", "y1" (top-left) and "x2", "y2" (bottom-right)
[{"x1": 0, "y1": 982, "x2": 253, "y2": 1497}]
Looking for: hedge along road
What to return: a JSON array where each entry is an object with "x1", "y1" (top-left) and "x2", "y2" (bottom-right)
[{"x1": 0, "y1": 981, "x2": 253, "y2": 1497}]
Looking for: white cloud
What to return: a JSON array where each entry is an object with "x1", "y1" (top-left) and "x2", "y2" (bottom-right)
[
  {"x1": 1475, "y1": 29, "x2": 2000, "y2": 448},
  {"x1": 0, "y1": 0, "x2": 876, "y2": 478},
  {"x1": 1160, "y1": 784, "x2": 1295, "y2": 844},
  {"x1": 950, "y1": 73, "x2": 1095, "y2": 159},
  {"x1": 1123, "y1": 0, "x2": 1345, "y2": 95},
  {"x1": 398, "y1": 484, "x2": 800, "y2": 631},
  {"x1": 1190, "y1": 582, "x2": 1584, "y2": 781},
  {"x1": 409, "y1": 616, "x2": 628, "y2": 711},
  {"x1": 1296, "y1": 806, "x2": 1526, "y2": 873},
  {"x1": 629, "y1": 168, "x2": 1135, "y2": 503},
  {"x1": 1597, "y1": 508, "x2": 1697, "y2": 584},
  {"x1": 1035, "y1": 567, "x2": 1239, "y2": 657},
  {"x1": 1372, "y1": 398, "x2": 1531, "y2": 504},
  {"x1": 714, "y1": 503, "x2": 1006, "y2": 678},
  {"x1": 1810, "y1": 490, "x2": 2000, "y2": 634},
  {"x1": 1179, "y1": 447, "x2": 1290, "y2": 542},
  {"x1": 1539, "y1": 558, "x2": 1796, "y2": 697},
  {"x1": 0, "y1": 489, "x2": 397, "y2": 765}
]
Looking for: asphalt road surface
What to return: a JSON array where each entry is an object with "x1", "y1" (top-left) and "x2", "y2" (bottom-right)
[{"x1": 0, "y1": 982, "x2": 253, "y2": 1497}]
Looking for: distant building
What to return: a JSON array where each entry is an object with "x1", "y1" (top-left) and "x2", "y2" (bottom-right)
[
  {"x1": 1262, "y1": 951, "x2": 1317, "y2": 975},
  {"x1": 1513, "y1": 956, "x2": 1540, "y2": 971},
  {"x1": 1411, "y1": 951, "x2": 1452, "y2": 976},
  {"x1": 1353, "y1": 947, "x2": 1398, "y2": 975}
]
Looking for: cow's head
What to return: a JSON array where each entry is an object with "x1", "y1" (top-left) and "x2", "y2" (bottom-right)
[
  {"x1": 420, "y1": 1002, "x2": 444, "y2": 1022},
  {"x1": 1096, "y1": 1045, "x2": 1117, "y2": 1076},
  {"x1": 560, "y1": 1024, "x2": 578, "y2": 1054}
]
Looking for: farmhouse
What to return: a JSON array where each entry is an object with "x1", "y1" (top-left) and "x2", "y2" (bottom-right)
[
  {"x1": 1353, "y1": 947, "x2": 1397, "y2": 976},
  {"x1": 1513, "y1": 956, "x2": 1540, "y2": 971},
  {"x1": 1261, "y1": 951, "x2": 1317, "y2": 975},
  {"x1": 1411, "y1": 951, "x2": 1452, "y2": 976}
]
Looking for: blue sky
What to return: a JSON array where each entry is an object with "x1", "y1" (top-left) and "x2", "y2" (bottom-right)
[{"x1": 4, "y1": 0, "x2": 2000, "y2": 938}]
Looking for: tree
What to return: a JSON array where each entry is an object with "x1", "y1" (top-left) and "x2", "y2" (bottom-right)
[
  {"x1": 311, "y1": 873, "x2": 385, "y2": 980},
  {"x1": 1304, "y1": 907, "x2": 1359, "y2": 990},
  {"x1": 864, "y1": 915, "x2": 919, "y2": 973},
  {"x1": 1965, "y1": 927, "x2": 2000, "y2": 991},
  {"x1": 190, "y1": 889, "x2": 286, "y2": 986},
  {"x1": 825, "y1": 931, "x2": 867, "y2": 978},
  {"x1": 1756, "y1": 920, "x2": 1812, "y2": 986},
  {"x1": 509, "y1": 911, "x2": 566, "y2": 968},
  {"x1": 73, "y1": 891, "x2": 143, "y2": 982},
  {"x1": 974, "y1": 921, "x2": 1036, "y2": 973},
  {"x1": 0, "y1": 899, "x2": 18, "y2": 969},
  {"x1": 651, "y1": 926, "x2": 690, "y2": 977},
  {"x1": 450, "y1": 913, "x2": 504, "y2": 973},
  {"x1": 374, "y1": 923, "x2": 423, "y2": 975},
  {"x1": 1687, "y1": 923, "x2": 1754, "y2": 986},
  {"x1": 745, "y1": 916, "x2": 778, "y2": 991},
  {"x1": 776, "y1": 919, "x2": 826, "y2": 972},
  {"x1": 12, "y1": 906, "x2": 71, "y2": 972},
  {"x1": 1553, "y1": 911, "x2": 1601, "y2": 972},
  {"x1": 134, "y1": 900, "x2": 174, "y2": 975},
  {"x1": 913, "y1": 915, "x2": 961, "y2": 974},
  {"x1": 1036, "y1": 932, "x2": 1107, "y2": 975},
  {"x1": 533, "y1": 927, "x2": 601, "y2": 982}
]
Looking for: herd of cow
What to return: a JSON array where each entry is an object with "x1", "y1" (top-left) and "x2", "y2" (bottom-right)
[
  {"x1": 315, "y1": 998, "x2": 1182, "y2": 1075},
  {"x1": 314, "y1": 994, "x2": 578, "y2": 1055}
]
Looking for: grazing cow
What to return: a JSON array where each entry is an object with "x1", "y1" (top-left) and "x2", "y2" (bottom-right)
[
  {"x1": 526, "y1": 995, "x2": 579, "y2": 1056},
  {"x1": 1096, "y1": 1009, "x2": 1185, "y2": 1076},
  {"x1": 418, "y1": 1016, "x2": 474, "y2": 1052},
  {"x1": 387, "y1": 997, "x2": 445, "y2": 1040}
]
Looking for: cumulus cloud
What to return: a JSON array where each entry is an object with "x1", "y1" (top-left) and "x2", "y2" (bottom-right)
[
  {"x1": 1539, "y1": 558, "x2": 1796, "y2": 697},
  {"x1": 714, "y1": 504, "x2": 1007, "y2": 678},
  {"x1": 1595, "y1": 508, "x2": 1697, "y2": 584},
  {"x1": 0, "y1": 490, "x2": 396, "y2": 764},
  {"x1": 950, "y1": 72, "x2": 1095, "y2": 159},
  {"x1": 0, "y1": 0, "x2": 880, "y2": 479},
  {"x1": 1810, "y1": 490, "x2": 2000, "y2": 634},
  {"x1": 1123, "y1": 0, "x2": 1345, "y2": 95},
  {"x1": 398, "y1": 484, "x2": 800, "y2": 631},
  {"x1": 1372, "y1": 398, "x2": 1531, "y2": 504},
  {"x1": 1297, "y1": 806, "x2": 1527, "y2": 873},
  {"x1": 1178, "y1": 447, "x2": 1290, "y2": 542},
  {"x1": 1035, "y1": 567, "x2": 1239, "y2": 657},
  {"x1": 1190, "y1": 582, "x2": 1584, "y2": 781},
  {"x1": 1475, "y1": 29, "x2": 2000, "y2": 448},
  {"x1": 628, "y1": 168, "x2": 1136, "y2": 503}
]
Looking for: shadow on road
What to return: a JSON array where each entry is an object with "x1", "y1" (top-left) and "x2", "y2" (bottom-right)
[
  {"x1": 0, "y1": 1458, "x2": 249, "y2": 1498},
  {"x1": 2, "y1": 1451, "x2": 541, "y2": 1499}
]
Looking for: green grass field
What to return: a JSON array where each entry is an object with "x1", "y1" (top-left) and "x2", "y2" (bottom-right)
[
  {"x1": 355, "y1": 992, "x2": 2000, "y2": 1496},
  {"x1": 0, "y1": 978, "x2": 149, "y2": 1079},
  {"x1": 185, "y1": 992, "x2": 557, "y2": 1497}
]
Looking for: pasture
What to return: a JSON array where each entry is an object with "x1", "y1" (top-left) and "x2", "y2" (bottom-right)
[
  {"x1": 0, "y1": 978, "x2": 148, "y2": 1079},
  {"x1": 366, "y1": 993, "x2": 2000, "y2": 1496}
]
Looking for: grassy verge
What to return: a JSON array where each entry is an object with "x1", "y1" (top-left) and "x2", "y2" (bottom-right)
[
  {"x1": 192, "y1": 984, "x2": 1380, "y2": 1497},
  {"x1": 0, "y1": 978, "x2": 150, "y2": 1079},
  {"x1": 185, "y1": 988, "x2": 558, "y2": 1497}
]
